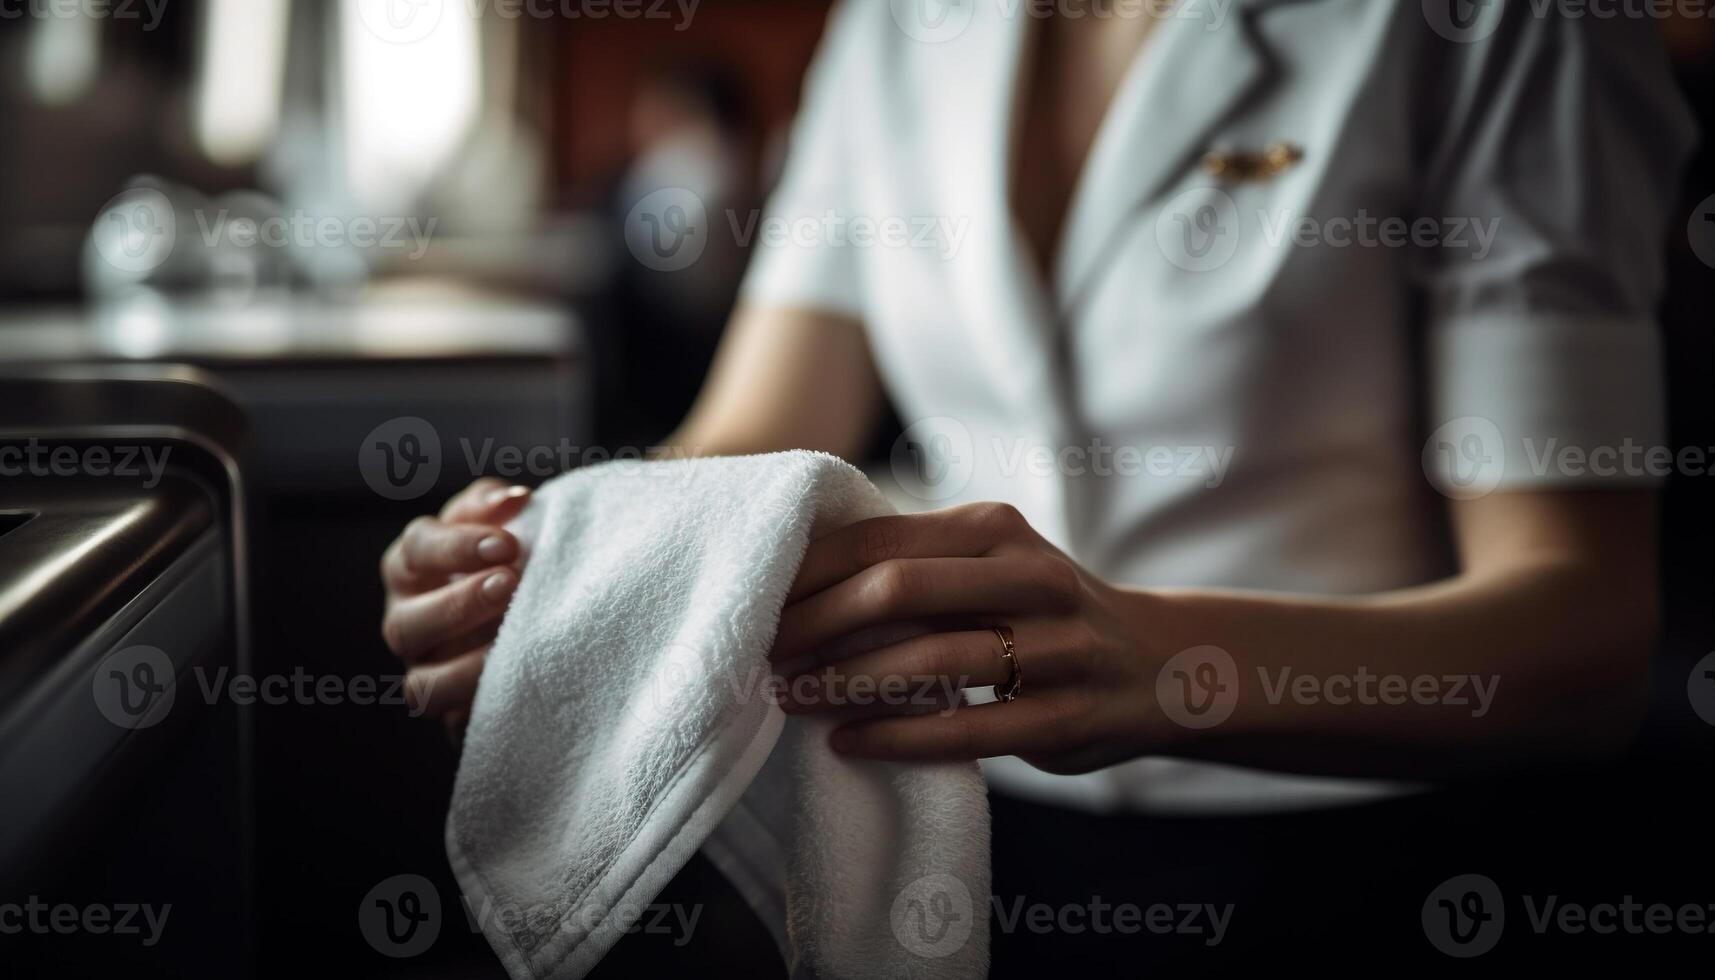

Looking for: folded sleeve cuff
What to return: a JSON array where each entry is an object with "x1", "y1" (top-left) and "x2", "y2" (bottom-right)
[
  {"x1": 1424, "y1": 313, "x2": 1667, "y2": 495},
  {"x1": 737, "y1": 205, "x2": 867, "y2": 322}
]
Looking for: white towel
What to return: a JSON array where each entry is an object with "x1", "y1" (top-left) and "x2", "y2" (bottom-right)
[{"x1": 447, "y1": 451, "x2": 991, "y2": 979}]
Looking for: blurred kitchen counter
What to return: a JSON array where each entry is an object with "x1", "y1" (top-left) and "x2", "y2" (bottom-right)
[{"x1": 0, "y1": 282, "x2": 589, "y2": 498}]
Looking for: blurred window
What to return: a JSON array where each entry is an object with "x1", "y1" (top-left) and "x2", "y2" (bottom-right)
[
  {"x1": 25, "y1": 12, "x2": 100, "y2": 106},
  {"x1": 338, "y1": 1, "x2": 482, "y2": 213},
  {"x1": 194, "y1": 0, "x2": 293, "y2": 166}
]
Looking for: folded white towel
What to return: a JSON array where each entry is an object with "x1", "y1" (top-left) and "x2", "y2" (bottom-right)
[{"x1": 447, "y1": 451, "x2": 991, "y2": 979}]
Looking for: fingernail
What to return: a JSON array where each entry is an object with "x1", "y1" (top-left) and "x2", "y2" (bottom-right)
[
  {"x1": 485, "y1": 486, "x2": 530, "y2": 507},
  {"x1": 481, "y1": 570, "x2": 517, "y2": 602},
  {"x1": 476, "y1": 535, "x2": 512, "y2": 563}
]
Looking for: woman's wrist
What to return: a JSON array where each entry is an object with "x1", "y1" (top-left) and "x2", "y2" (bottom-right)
[
  {"x1": 1106, "y1": 584, "x2": 1214, "y2": 758},
  {"x1": 1111, "y1": 584, "x2": 1293, "y2": 758}
]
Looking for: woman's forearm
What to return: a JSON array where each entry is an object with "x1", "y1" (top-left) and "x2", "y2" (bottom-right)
[
  {"x1": 1131, "y1": 555, "x2": 1659, "y2": 779},
  {"x1": 661, "y1": 304, "x2": 881, "y2": 460}
]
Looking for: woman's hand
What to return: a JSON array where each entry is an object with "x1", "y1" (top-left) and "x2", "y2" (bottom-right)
[
  {"x1": 768, "y1": 493, "x2": 1660, "y2": 780},
  {"x1": 771, "y1": 502, "x2": 1165, "y2": 774},
  {"x1": 380, "y1": 478, "x2": 532, "y2": 737}
]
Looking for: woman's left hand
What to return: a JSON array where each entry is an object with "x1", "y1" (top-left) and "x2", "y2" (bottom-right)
[{"x1": 771, "y1": 502, "x2": 1166, "y2": 774}]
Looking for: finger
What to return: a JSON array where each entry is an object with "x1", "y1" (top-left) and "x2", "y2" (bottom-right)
[
  {"x1": 772, "y1": 554, "x2": 1078, "y2": 662},
  {"x1": 779, "y1": 630, "x2": 1013, "y2": 715},
  {"x1": 405, "y1": 645, "x2": 489, "y2": 720},
  {"x1": 776, "y1": 671, "x2": 960, "y2": 722},
  {"x1": 829, "y1": 696, "x2": 1077, "y2": 761},
  {"x1": 382, "y1": 518, "x2": 521, "y2": 595},
  {"x1": 383, "y1": 568, "x2": 518, "y2": 662},
  {"x1": 416, "y1": 619, "x2": 502, "y2": 667},
  {"x1": 441, "y1": 479, "x2": 532, "y2": 523},
  {"x1": 789, "y1": 502, "x2": 1034, "y2": 603}
]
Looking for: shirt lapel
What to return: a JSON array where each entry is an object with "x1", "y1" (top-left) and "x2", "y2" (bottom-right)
[{"x1": 1053, "y1": 1, "x2": 1280, "y2": 314}]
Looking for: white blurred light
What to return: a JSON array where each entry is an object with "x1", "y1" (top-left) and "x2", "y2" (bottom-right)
[
  {"x1": 25, "y1": 14, "x2": 100, "y2": 106},
  {"x1": 340, "y1": 1, "x2": 481, "y2": 212},
  {"x1": 194, "y1": 0, "x2": 292, "y2": 166},
  {"x1": 98, "y1": 293, "x2": 172, "y2": 359}
]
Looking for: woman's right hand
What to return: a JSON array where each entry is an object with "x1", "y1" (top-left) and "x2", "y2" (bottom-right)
[{"x1": 381, "y1": 477, "x2": 533, "y2": 737}]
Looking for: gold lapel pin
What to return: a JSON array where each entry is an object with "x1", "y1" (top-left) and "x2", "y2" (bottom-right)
[{"x1": 1201, "y1": 142, "x2": 1304, "y2": 183}]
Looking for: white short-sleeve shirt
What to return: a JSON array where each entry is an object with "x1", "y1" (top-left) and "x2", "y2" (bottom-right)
[{"x1": 741, "y1": 0, "x2": 1696, "y2": 813}]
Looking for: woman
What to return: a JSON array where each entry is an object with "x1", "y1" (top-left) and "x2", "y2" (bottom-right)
[{"x1": 381, "y1": 0, "x2": 1693, "y2": 971}]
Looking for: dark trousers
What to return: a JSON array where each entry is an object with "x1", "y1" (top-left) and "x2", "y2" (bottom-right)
[{"x1": 604, "y1": 764, "x2": 1707, "y2": 977}]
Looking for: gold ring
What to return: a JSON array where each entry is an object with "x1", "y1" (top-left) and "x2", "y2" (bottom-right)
[{"x1": 992, "y1": 626, "x2": 1022, "y2": 703}]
